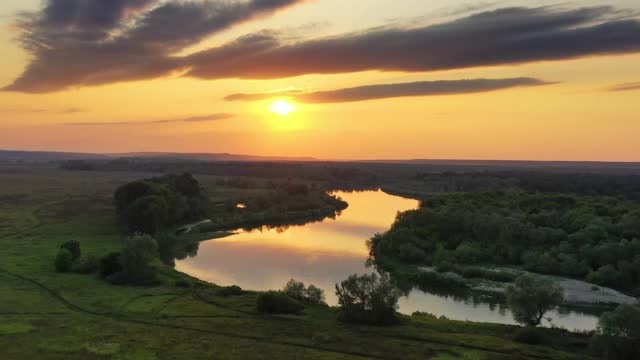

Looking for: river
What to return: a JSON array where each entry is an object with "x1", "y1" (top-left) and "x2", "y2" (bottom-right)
[{"x1": 176, "y1": 190, "x2": 601, "y2": 331}]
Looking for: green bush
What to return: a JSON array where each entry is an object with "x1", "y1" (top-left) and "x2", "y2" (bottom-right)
[
  {"x1": 256, "y1": 291, "x2": 304, "y2": 314},
  {"x1": 54, "y1": 249, "x2": 73, "y2": 272},
  {"x1": 60, "y1": 240, "x2": 81, "y2": 261},
  {"x1": 514, "y1": 327, "x2": 546, "y2": 345},
  {"x1": 71, "y1": 256, "x2": 98, "y2": 274},
  {"x1": 217, "y1": 285, "x2": 243, "y2": 296},
  {"x1": 99, "y1": 252, "x2": 122, "y2": 278}
]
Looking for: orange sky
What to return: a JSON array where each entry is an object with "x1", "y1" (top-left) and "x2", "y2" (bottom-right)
[{"x1": 1, "y1": 0, "x2": 639, "y2": 161}]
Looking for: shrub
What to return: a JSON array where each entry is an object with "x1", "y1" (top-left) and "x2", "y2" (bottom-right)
[
  {"x1": 60, "y1": 240, "x2": 81, "y2": 261},
  {"x1": 71, "y1": 256, "x2": 99, "y2": 274},
  {"x1": 256, "y1": 291, "x2": 304, "y2": 314},
  {"x1": 217, "y1": 285, "x2": 243, "y2": 296},
  {"x1": 54, "y1": 249, "x2": 73, "y2": 272},
  {"x1": 99, "y1": 252, "x2": 123, "y2": 278},
  {"x1": 174, "y1": 279, "x2": 192, "y2": 288},
  {"x1": 335, "y1": 272, "x2": 401, "y2": 325},
  {"x1": 514, "y1": 327, "x2": 546, "y2": 345},
  {"x1": 413, "y1": 270, "x2": 469, "y2": 290}
]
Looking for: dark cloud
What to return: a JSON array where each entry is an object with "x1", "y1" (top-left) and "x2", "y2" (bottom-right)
[
  {"x1": 67, "y1": 113, "x2": 234, "y2": 126},
  {"x1": 609, "y1": 82, "x2": 640, "y2": 91},
  {"x1": 187, "y1": 6, "x2": 640, "y2": 80},
  {"x1": 5, "y1": 0, "x2": 306, "y2": 93},
  {"x1": 225, "y1": 78, "x2": 552, "y2": 103},
  {"x1": 4, "y1": 5, "x2": 640, "y2": 93}
]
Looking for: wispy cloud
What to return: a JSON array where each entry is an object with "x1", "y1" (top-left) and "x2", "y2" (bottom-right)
[
  {"x1": 608, "y1": 81, "x2": 640, "y2": 91},
  {"x1": 225, "y1": 78, "x2": 554, "y2": 103},
  {"x1": 3, "y1": 107, "x2": 86, "y2": 114},
  {"x1": 66, "y1": 113, "x2": 234, "y2": 126}
]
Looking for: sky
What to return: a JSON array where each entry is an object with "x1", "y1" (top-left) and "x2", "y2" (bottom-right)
[{"x1": 1, "y1": 0, "x2": 639, "y2": 161}]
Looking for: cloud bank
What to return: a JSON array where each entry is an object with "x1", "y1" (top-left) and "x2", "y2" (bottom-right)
[
  {"x1": 225, "y1": 78, "x2": 552, "y2": 103},
  {"x1": 4, "y1": 4, "x2": 640, "y2": 93}
]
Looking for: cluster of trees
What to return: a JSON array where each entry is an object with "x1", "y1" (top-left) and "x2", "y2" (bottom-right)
[
  {"x1": 370, "y1": 191, "x2": 640, "y2": 294},
  {"x1": 114, "y1": 173, "x2": 208, "y2": 235},
  {"x1": 201, "y1": 180, "x2": 349, "y2": 233},
  {"x1": 237, "y1": 182, "x2": 347, "y2": 215},
  {"x1": 283, "y1": 279, "x2": 326, "y2": 305},
  {"x1": 99, "y1": 235, "x2": 160, "y2": 285},
  {"x1": 255, "y1": 274, "x2": 402, "y2": 327},
  {"x1": 335, "y1": 272, "x2": 402, "y2": 325},
  {"x1": 256, "y1": 278, "x2": 326, "y2": 315},
  {"x1": 62, "y1": 159, "x2": 383, "y2": 189},
  {"x1": 54, "y1": 235, "x2": 160, "y2": 286},
  {"x1": 54, "y1": 240, "x2": 98, "y2": 274},
  {"x1": 412, "y1": 171, "x2": 640, "y2": 200}
]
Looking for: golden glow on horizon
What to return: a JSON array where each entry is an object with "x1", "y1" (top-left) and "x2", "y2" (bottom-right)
[
  {"x1": 0, "y1": 0, "x2": 639, "y2": 161},
  {"x1": 270, "y1": 99, "x2": 296, "y2": 116}
]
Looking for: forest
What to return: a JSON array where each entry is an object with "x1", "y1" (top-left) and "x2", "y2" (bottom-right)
[{"x1": 369, "y1": 191, "x2": 640, "y2": 295}]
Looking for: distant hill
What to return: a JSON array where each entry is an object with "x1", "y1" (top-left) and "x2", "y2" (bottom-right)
[
  {"x1": 0, "y1": 150, "x2": 110, "y2": 162},
  {"x1": 0, "y1": 150, "x2": 315, "y2": 163},
  {"x1": 117, "y1": 152, "x2": 316, "y2": 162}
]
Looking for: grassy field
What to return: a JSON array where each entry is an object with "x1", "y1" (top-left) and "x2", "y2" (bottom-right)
[{"x1": 0, "y1": 164, "x2": 595, "y2": 359}]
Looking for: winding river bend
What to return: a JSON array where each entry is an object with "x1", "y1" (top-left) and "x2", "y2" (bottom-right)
[{"x1": 176, "y1": 190, "x2": 602, "y2": 331}]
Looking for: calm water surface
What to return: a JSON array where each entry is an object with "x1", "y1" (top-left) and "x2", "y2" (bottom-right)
[{"x1": 176, "y1": 190, "x2": 600, "y2": 331}]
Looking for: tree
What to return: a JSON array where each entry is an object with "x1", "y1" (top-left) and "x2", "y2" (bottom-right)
[
  {"x1": 305, "y1": 285, "x2": 326, "y2": 305},
  {"x1": 592, "y1": 304, "x2": 640, "y2": 360},
  {"x1": 120, "y1": 235, "x2": 159, "y2": 285},
  {"x1": 505, "y1": 275, "x2": 564, "y2": 327},
  {"x1": 54, "y1": 249, "x2": 73, "y2": 272},
  {"x1": 60, "y1": 240, "x2": 81, "y2": 260},
  {"x1": 283, "y1": 279, "x2": 306, "y2": 300},
  {"x1": 335, "y1": 272, "x2": 401, "y2": 325}
]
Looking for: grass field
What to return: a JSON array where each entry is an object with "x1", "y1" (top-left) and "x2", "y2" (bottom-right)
[{"x1": 0, "y1": 164, "x2": 595, "y2": 359}]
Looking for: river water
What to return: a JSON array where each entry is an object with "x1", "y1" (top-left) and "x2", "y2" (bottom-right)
[{"x1": 176, "y1": 190, "x2": 601, "y2": 331}]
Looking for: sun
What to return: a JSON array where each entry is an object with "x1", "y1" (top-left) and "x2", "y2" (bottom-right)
[{"x1": 270, "y1": 99, "x2": 296, "y2": 116}]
